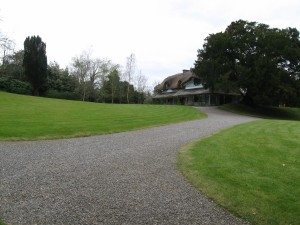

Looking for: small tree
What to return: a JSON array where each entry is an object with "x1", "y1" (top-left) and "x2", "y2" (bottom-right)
[
  {"x1": 101, "y1": 68, "x2": 121, "y2": 103},
  {"x1": 71, "y1": 51, "x2": 90, "y2": 101},
  {"x1": 0, "y1": 31, "x2": 15, "y2": 65},
  {"x1": 71, "y1": 50, "x2": 116, "y2": 102},
  {"x1": 23, "y1": 35, "x2": 47, "y2": 96},
  {"x1": 0, "y1": 50, "x2": 25, "y2": 80},
  {"x1": 135, "y1": 70, "x2": 148, "y2": 104},
  {"x1": 124, "y1": 53, "x2": 136, "y2": 103}
]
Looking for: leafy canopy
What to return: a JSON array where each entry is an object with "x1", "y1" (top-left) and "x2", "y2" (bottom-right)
[{"x1": 193, "y1": 20, "x2": 300, "y2": 106}]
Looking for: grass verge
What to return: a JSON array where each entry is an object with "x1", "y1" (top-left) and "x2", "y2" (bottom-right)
[
  {"x1": 0, "y1": 91, "x2": 206, "y2": 140},
  {"x1": 219, "y1": 103, "x2": 300, "y2": 120},
  {"x1": 178, "y1": 120, "x2": 300, "y2": 225}
]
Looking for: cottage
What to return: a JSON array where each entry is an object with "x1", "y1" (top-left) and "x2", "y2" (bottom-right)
[{"x1": 153, "y1": 69, "x2": 240, "y2": 105}]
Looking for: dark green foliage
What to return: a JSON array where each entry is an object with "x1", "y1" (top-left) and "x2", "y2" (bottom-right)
[
  {"x1": 0, "y1": 77, "x2": 31, "y2": 95},
  {"x1": 220, "y1": 103, "x2": 300, "y2": 120},
  {"x1": 153, "y1": 83, "x2": 161, "y2": 95},
  {"x1": 47, "y1": 62, "x2": 76, "y2": 91},
  {"x1": 100, "y1": 69, "x2": 138, "y2": 103},
  {"x1": 100, "y1": 68, "x2": 121, "y2": 103},
  {"x1": 45, "y1": 62, "x2": 80, "y2": 100},
  {"x1": 23, "y1": 35, "x2": 48, "y2": 96},
  {"x1": 0, "y1": 49, "x2": 31, "y2": 95},
  {"x1": 46, "y1": 90, "x2": 81, "y2": 100},
  {"x1": 0, "y1": 50, "x2": 25, "y2": 81},
  {"x1": 193, "y1": 20, "x2": 300, "y2": 106}
]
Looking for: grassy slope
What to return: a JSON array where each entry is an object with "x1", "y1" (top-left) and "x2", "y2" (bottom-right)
[
  {"x1": 0, "y1": 91, "x2": 206, "y2": 140},
  {"x1": 219, "y1": 103, "x2": 300, "y2": 121},
  {"x1": 179, "y1": 112, "x2": 300, "y2": 224}
]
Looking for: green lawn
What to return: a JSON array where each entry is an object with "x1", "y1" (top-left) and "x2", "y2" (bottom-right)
[
  {"x1": 178, "y1": 120, "x2": 300, "y2": 225},
  {"x1": 0, "y1": 91, "x2": 206, "y2": 140},
  {"x1": 219, "y1": 103, "x2": 300, "y2": 121}
]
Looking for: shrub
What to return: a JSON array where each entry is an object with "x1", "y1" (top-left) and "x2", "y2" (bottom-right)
[
  {"x1": 0, "y1": 77, "x2": 32, "y2": 95},
  {"x1": 46, "y1": 89, "x2": 81, "y2": 100}
]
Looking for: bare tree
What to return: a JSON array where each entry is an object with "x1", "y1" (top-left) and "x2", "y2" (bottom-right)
[
  {"x1": 124, "y1": 53, "x2": 136, "y2": 103},
  {"x1": 71, "y1": 51, "x2": 91, "y2": 101},
  {"x1": 71, "y1": 50, "x2": 118, "y2": 101},
  {"x1": 95, "y1": 59, "x2": 116, "y2": 89},
  {"x1": 88, "y1": 58, "x2": 112, "y2": 100},
  {"x1": 135, "y1": 70, "x2": 148, "y2": 103},
  {"x1": 0, "y1": 31, "x2": 15, "y2": 65},
  {"x1": 135, "y1": 70, "x2": 148, "y2": 93}
]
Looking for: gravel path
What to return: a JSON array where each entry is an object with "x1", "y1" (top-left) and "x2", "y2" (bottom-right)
[{"x1": 0, "y1": 107, "x2": 258, "y2": 225}]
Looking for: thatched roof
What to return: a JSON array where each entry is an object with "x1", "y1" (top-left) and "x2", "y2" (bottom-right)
[
  {"x1": 159, "y1": 70, "x2": 198, "y2": 90},
  {"x1": 153, "y1": 88, "x2": 210, "y2": 99}
]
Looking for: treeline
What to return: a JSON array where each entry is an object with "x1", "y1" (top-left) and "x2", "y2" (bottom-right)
[
  {"x1": 193, "y1": 20, "x2": 300, "y2": 107},
  {"x1": 0, "y1": 35, "x2": 151, "y2": 103}
]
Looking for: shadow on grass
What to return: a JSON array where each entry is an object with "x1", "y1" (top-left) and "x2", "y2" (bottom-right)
[{"x1": 219, "y1": 103, "x2": 300, "y2": 121}]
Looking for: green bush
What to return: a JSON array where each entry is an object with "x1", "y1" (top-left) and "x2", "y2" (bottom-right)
[
  {"x1": 46, "y1": 89, "x2": 81, "y2": 100},
  {"x1": 0, "y1": 77, "x2": 31, "y2": 95}
]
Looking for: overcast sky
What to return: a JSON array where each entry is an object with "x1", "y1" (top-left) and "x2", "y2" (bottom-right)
[{"x1": 1, "y1": 0, "x2": 300, "y2": 88}]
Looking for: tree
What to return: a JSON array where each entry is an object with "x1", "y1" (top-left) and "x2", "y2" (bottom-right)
[
  {"x1": 71, "y1": 51, "x2": 91, "y2": 101},
  {"x1": 87, "y1": 58, "x2": 113, "y2": 102},
  {"x1": 71, "y1": 50, "x2": 117, "y2": 102},
  {"x1": 124, "y1": 53, "x2": 136, "y2": 103},
  {"x1": 101, "y1": 68, "x2": 121, "y2": 103},
  {"x1": 0, "y1": 31, "x2": 15, "y2": 65},
  {"x1": 135, "y1": 70, "x2": 148, "y2": 103},
  {"x1": 0, "y1": 50, "x2": 31, "y2": 95},
  {"x1": 193, "y1": 20, "x2": 300, "y2": 106},
  {"x1": 47, "y1": 61, "x2": 76, "y2": 92},
  {"x1": 0, "y1": 50, "x2": 25, "y2": 80},
  {"x1": 23, "y1": 35, "x2": 47, "y2": 96}
]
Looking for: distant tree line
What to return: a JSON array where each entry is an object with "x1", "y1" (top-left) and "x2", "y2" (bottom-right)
[
  {"x1": 193, "y1": 20, "x2": 300, "y2": 107},
  {"x1": 0, "y1": 35, "x2": 151, "y2": 103}
]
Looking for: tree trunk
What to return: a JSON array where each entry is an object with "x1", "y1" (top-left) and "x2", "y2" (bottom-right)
[
  {"x1": 33, "y1": 88, "x2": 39, "y2": 96},
  {"x1": 126, "y1": 84, "x2": 130, "y2": 104},
  {"x1": 242, "y1": 93, "x2": 255, "y2": 106},
  {"x1": 111, "y1": 84, "x2": 114, "y2": 104},
  {"x1": 82, "y1": 83, "x2": 86, "y2": 101}
]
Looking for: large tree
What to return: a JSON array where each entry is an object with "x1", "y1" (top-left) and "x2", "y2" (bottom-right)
[
  {"x1": 23, "y1": 35, "x2": 47, "y2": 96},
  {"x1": 193, "y1": 20, "x2": 300, "y2": 106},
  {"x1": 71, "y1": 50, "x2": 117, "y2": 102}
]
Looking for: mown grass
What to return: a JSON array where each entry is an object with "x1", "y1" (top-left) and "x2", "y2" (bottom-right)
[
  {"x1": 0, "y1": 91, "x2": 206, "y2": 140},
  {"x1": 178, "y1": 120, "x2": 300, "y2": 225},
  {"x1": 219, "y1": 103, "x2": 300, "y2": 120}
]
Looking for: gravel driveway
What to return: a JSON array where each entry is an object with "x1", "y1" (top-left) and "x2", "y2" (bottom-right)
[{"x1": 0, "y1": 107, "x2": 257, "y2": 225}]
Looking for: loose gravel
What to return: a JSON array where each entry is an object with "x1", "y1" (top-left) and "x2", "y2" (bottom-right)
[{"x1": 0, "y1": 107, "x2": 258, "y2": 225}]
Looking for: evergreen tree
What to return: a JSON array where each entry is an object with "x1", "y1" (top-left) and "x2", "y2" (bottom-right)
[{"x1": 23, "y1": 35, "x2": 47, "y2": 96}]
